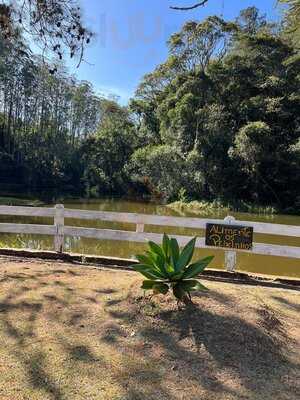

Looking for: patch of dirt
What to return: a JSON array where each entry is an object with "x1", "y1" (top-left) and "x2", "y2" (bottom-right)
[
  {"x1": 256, "y1": 304, "x2": 284, "y2": 332},
  {"x1": 0, "y1": 256, "x2": 299, "y2": 400}
]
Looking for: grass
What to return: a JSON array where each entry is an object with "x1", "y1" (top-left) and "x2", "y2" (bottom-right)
[
  {"x1": 0, "y1": 257, "x2": 299, "y2": 400},
  {"x1": 0, "y1": 235, "x2": 29, "y2": 250},
  {"x1": 168, "y1": 200, "x2": 277, "y2": 216},
  {"x1": 0, "y1": 196, "x2": 44, "y2": 206}
]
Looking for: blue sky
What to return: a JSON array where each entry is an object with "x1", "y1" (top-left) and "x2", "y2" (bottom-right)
[{"x1": 70, "y1": 0, "x2": 280, "y2": 104}]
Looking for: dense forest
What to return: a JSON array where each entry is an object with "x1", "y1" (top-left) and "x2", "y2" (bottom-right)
[{"x1": 0, "y1": 5, "x2": 300, "y2": 213}]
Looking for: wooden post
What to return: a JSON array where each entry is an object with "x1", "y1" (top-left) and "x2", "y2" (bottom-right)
[
  {"x1": 136, "y1": 223, "x2": 145, "y2": 233},
  {"x1": 54, "y1": 204, "x2": 64, "y2": 253},
  {"x1": 224, "y1": 215, "x2": 237, "y2": 272}
]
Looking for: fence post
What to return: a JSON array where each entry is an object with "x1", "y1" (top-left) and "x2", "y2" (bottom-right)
[
  {"x1": 54, "y1": 204, "x2": 64, "y2": 253},
  {"x1": 136, "y1": 223, "x2": 145, "y2": 233},
  {"x1": 224, "y1": 215, "x2": 237, "y2": 272}
]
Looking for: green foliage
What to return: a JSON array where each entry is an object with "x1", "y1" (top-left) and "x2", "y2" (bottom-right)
[
  {"x1": 168, "y1": 16, "x2": 236, "y2": 73},
  {"x1": 279, "y1": 0, "x2": 300, "y2": 50},
  {"x1": 236, "y1": 6, "x2": 273, "y2": 35},
  {"x1": 81, "y1": 103, "x2": 136, "y2": 196},
  {"x1": 168, "y1": 200, "x2": 230, "y2": 215},
  {"x1": 0, "y1": 36, "x2": 103, "y2": 193},
  {"x1": 0, "y1": 0, "x2": 93, "y2": 65},
  {"x1": 233, "y1": 122, "x2": 272, "y2": 166},
  {"x1": 168, "y1": 199, "x2": 277, "y2": 215},
  {"x1": 1, "y1": 6, "x2": 300, "y2": 214},
  {"x1": 128, "y1": 145, "x2": 187, "y2": 200},
  {"x1": 131, "y1": 7, "x2": 300, "y2": 213},
  {"x1": 131, "y1": 234, "x2": 214, "y2": 304}
]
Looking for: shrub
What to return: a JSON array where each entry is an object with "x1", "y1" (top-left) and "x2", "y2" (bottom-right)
[
  {"x1": 128, "y1": 145, "x2": 186, "y2": 201},
  {"x1": 131, "y1": 234, "x2": 214, "y2": 304}
]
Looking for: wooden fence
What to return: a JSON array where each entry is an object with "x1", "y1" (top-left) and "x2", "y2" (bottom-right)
[{"x1": 0, "y1": 204, "x2": 299, "y2": 271}]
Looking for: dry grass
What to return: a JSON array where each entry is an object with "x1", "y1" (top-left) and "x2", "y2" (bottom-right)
[{"x1": 0, "y1": 256, "x2": 299, "y2": 400}]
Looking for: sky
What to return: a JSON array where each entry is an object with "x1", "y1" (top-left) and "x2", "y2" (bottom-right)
[{"x1": 69, "y1": 0, "x2": 281, "y2": 104}]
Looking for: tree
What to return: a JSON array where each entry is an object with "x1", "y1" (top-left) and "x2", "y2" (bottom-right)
[
  {"x1": 170, "y1": 0, "x2": 209, "y2": 11},
  {"x1": 168, "y1": 17, "x2": 236, "y2": 73},
  {"x1": 80, "y1": 101, "x2": 136, "y2": 196},
  {"x1": 0, "y1": 32, "x2": 102, "y2": 192},
  {"x1": 128, "y1": 145, "x2": 187, "y2": 201},
  {"x1": 1, "y1": 5, "x2": 299, "y2": 213},
  {"x1": 236, "y1": 6, "x2": 269, "y2": 34},
  {"x1": 231, "y1": 122, "x2": 284, "y2": 207},
  {"x1": 279, "y1": 0, "x2": 300, "y2": 60},
  {"x1": 130, "y1": 7, "x2": 300, "y2": 211},
  {"x1": 0, "y1": 0, "x2": 92, "y2": 67}
]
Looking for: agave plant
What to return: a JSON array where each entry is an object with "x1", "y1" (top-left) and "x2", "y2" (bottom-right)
[{"x1": 131, "y1": 234, "x2": 214, "y2": 304}]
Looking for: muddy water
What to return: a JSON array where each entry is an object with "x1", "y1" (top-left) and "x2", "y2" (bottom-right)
[{"x1": 0, "y1": 198, "x2": 299, "y2": 278}]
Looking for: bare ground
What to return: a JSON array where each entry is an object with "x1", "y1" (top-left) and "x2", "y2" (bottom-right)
[{"x1": 0, "y1": 256, "x2": 299, "y2": 400}]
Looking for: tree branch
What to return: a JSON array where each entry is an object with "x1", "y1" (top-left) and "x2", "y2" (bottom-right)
[{"x1": 170, "y1": 0, "x2": 209, "y2": 11}]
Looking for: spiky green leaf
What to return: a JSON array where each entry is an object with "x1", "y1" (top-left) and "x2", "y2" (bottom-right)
[
  {"x1": 153, "y1": 282, "x2": 169, "y2": 295},
  {"x1": 136, "y1": 254, "x2": 152, "y2": 265},
  {"x1": 162, "y1": 233, "x2": 170, "y2": 258},
  {"x1": 148, "y1": 241, "x2": 165, "y2": 259},
  {"x1": 182, "y1": 256, "x2": 214, "y2": 279},
  {"x1": 132, "y1": 264, "x2": 163, "y2": 280},
  {"x1": 141, "y1": 280, "x2": 157, "y2": 290},
  {"x1": 176, "y1": 237, "x2": 196, "y2": 271},
  {"x1": 164, "y1": 263, "x2": 174, "y2": 275},
  {"x1": 145, "y1": 250, "x2": 169, "y2": 278},
  {"x1": 170, "y1": 238, "x2": 180, "y2": 267},
  {"x1": 180, "y1": 279, "x2": 208, "y2": 292}
]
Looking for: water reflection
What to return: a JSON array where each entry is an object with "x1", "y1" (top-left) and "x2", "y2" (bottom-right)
[{"x1": 0, "y1": 198, "x2": 299, "y2": 278}]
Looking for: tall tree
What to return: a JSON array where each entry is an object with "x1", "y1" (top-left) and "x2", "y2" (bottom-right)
[
  {"x1": 129, "y1": 7, "x2": 300, "y2": 210},
  {"x1": 279, "y1": 0, "x2": 300, "y2": 57}
]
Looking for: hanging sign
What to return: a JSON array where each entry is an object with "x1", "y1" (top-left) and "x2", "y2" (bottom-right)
[{"x1": 205, "y1": 223, "x2": 254, "y2": 250}]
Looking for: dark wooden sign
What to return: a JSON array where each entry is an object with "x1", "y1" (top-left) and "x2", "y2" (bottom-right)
[{"x1": 205, "y1": 223, "x2": 253, "y2": 250}]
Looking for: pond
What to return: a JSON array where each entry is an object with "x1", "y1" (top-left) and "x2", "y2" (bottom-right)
[{"x1": 0, "y1": 198, "x2": 299, "y2": 278}]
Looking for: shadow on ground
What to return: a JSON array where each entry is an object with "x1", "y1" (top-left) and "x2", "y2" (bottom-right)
[
  {"x1": 0, "y1": 262, "x2": 299, "y2": 400},
  {"x1": 104, "y1": 288, "x2": 300, "y2": 400}
]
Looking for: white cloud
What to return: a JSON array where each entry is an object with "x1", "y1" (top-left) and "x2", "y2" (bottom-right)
[{"x1": 95, "y1": 84, "x2": 133, "y2": 105}]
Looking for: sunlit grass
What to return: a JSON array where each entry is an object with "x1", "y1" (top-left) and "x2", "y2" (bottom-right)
[
  {"x1": 168, "y1": 200, "x2": 277, "y2": 215},
  {"x1": 0, "y1": 196, "x2": 44, "y2": 206}
]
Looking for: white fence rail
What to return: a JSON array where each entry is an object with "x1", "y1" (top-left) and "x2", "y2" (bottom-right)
[{"x1": 0, "y1": 204, "x2": 299, "y2": 271}]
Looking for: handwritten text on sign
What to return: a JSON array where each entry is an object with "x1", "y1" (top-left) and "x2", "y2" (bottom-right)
[{"x1": 205, "y1": 223, "x2": 254, "y2": 250}]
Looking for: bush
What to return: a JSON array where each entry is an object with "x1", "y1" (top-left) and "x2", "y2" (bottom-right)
[
  {"x1": 131, "y1": 234, "x2": 214, "y2": 304},
  {"x1": 128, "y1": 145, "x2": 187, "y2": 201},
  {"x1": 233, "y1": 121, "x2": 272, "y2": 165}
]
